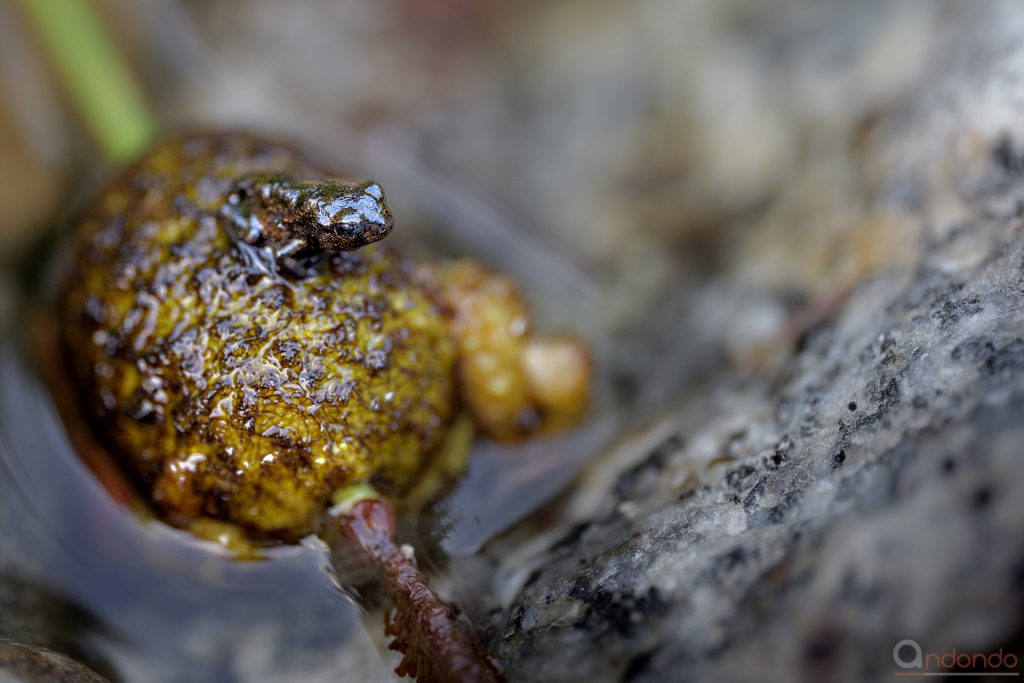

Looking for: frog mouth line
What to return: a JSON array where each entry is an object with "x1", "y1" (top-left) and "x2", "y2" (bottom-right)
[{"x1": 326, "y1": 209, "x2": 394, "y2": 248}]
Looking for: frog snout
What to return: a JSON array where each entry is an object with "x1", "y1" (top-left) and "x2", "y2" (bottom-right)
[{"x1": 352, "y1": 182, "x2": 392, "y2": 233}]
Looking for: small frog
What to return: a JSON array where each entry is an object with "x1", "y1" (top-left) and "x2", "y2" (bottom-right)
[{"x1": 221, "y1": 175, "x2": 393, "y2": 276}]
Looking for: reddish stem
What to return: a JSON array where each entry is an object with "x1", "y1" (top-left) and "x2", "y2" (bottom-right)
[{"x1": 335, "y1": 498, "x2": 504, "y2": 683}]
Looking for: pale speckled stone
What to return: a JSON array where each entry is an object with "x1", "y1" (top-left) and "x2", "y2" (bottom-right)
[{"x1": 472, "y1": 5, "x2": 1024, "y2": 682}]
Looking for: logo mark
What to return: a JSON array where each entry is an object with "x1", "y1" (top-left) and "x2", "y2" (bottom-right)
[{"x1": 892, "y1": 639, "x2": 1020, "y2": 677}]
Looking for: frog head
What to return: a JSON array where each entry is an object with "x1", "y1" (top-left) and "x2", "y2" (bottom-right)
[{"x1": 307, "y1": 180, "x2": 393, "y2": 251}]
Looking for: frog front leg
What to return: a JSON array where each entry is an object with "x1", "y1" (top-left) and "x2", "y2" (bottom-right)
[{"x1": 220, "y1": 177, "x2": 303, "y2": 277}]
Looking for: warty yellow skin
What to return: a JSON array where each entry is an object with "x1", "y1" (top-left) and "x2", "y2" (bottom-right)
[{"x1": 59, "y1": 132, "x2": 589, "y2": 540}]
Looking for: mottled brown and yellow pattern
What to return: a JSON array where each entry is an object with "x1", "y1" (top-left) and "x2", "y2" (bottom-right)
[{"x1": 59, "y1": 132, "x2": 589, "y2": 541}]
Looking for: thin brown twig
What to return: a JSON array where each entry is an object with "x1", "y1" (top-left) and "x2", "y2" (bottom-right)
[{"x1": 335, "y1": 497, "x2": 505, "y2": 683}]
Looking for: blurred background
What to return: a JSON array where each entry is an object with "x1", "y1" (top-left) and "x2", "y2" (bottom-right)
[
  {"x1": 2, "y1": 1, "x2": 1021, "y2": 682},
  {"x1": 1, "y1": 0, "x2": 964, "y2": 387}
]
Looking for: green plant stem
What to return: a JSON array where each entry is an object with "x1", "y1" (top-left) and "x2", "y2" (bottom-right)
[{"x1": 16, "y1": 0, "x2": 155, "y2": 162}]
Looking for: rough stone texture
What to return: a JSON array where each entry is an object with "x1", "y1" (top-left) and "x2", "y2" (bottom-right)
[{"x1": 475, "y1": 6, "x2": 1024, "y2": 683}]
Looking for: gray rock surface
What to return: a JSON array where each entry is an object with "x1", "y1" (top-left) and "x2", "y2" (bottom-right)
[{"x1": 474, "y1": 7, "x2": 1024, "y2": 682}]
